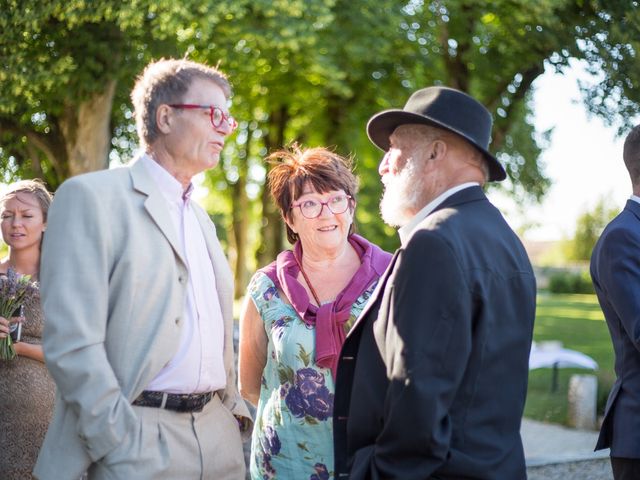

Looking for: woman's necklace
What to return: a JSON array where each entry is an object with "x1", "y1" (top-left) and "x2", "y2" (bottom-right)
[{"x1": 295, "y1": 256, "x2": 323, "y2": 306}]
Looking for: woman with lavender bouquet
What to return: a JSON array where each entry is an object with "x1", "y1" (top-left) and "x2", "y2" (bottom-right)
[
  {"x1": 238, "y1": 146, "x2": 392, "y2": 479},
  {"x1": 0, "y1": 179, "x2": 54, "y2": 479}
]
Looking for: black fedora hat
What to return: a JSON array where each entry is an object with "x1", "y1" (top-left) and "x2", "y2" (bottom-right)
[{"x1": 367, "y1": 86, "x2": 506, "y2": 182}]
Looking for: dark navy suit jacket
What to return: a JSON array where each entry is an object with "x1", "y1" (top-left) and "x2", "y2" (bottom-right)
[
  {"x1": 333, "y1": 186, "x2": 537, "y2": 480},
  {"x1": 591, "y1": 199, "x2": 640, "y2": 457}
]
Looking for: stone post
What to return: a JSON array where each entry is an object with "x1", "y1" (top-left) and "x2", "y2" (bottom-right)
[{"x1": 567, "y1": 374, "x2": 598, "y2": 430}]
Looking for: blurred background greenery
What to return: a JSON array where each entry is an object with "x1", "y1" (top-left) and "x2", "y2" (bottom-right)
[
  {"x1": 2, "y1": 0, "x2": 640, "y2": 295},
  {"x1": 1, "y1": 0, "x2": 637, "y2": 427}
]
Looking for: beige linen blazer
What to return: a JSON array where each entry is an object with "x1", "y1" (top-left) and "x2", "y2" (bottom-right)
[{"x1": 34, "y1": 158, "x2": 251, "y2": 479}]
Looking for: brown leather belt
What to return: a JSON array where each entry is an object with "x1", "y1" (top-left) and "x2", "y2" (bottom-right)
[{"x1": 132, "y1": 390, "x2": 215, "y2": 413}]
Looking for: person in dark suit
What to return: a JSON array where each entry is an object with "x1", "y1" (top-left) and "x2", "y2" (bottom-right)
[
  {"x1": 333, "y1": 86, "x2": 537, "y2": 480},
  {"x1": 591, "y1": 124, "x2": 640, "y2": 480}
]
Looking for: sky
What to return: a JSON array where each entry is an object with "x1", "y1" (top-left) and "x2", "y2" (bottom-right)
[{"x1": 490, "y1": 60, "x2": 631, "y2": 242}]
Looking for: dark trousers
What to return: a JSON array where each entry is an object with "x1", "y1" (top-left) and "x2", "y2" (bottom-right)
[{"x1": 611, "y1": 457, "x2": 640, "y2": 480}]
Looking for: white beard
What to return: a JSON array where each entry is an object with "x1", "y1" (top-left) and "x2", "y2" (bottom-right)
[{"x1": 379, "y1": 157, "x2": 423, "y2": 227}]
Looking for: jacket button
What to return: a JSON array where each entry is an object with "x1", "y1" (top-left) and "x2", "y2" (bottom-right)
[
  {"x1": 175, "y1": 317, "x2": 181, "y2": 325},
  {"x1": 178, "y1": 275, "x2": 186, "y2": 284}
]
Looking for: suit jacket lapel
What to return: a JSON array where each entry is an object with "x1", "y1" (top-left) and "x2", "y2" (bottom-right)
[
  {"x1": 347, "y1": 248, "x2": 401, "y2": 337},
  {"x1": 346, "y1": 187, "x2": 486, "y2": 338},
  {"x1": 130, "y1": 159, "x2": 187, "y2": 267}
]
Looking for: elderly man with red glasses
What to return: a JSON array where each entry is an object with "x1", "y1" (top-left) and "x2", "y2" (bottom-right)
[{"x1": 34, "y1": 58, "x2": 251, "y2": 480}]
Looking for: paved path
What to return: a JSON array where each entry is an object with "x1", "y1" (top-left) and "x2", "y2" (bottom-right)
[
  {"x1": 522, "y1": 418, "x2": 607, "y2": 466},
  {"x1": 527, "y1": 458, "x2": 612, "y2": 480},
  {"x1": 522, "y1": 418, "x2": 612, "y2": 479}
]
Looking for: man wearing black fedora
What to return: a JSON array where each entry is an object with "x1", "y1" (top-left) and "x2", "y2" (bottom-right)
[{"x1": 333, "y1": 86, "x2": 536, "y2": 479}]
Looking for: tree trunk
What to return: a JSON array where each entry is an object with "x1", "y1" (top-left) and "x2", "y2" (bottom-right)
[
  {"x1": 231, "y1": 127, "x2": 251, "y2": 298},
  {"x1": 59, "y1": 80, "x2": 117, "y2": 176},
  {"x1": 257, "y1": 105, "x2": 288, "y2": 268}
]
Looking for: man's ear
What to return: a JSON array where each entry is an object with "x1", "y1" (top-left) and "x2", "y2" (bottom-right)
[
  {"x1": 156, "y1": 104, "x2": 173, "y2": 134},
  {"x1": 431, "y1": 139, "x2": 447, "y2": 160}
]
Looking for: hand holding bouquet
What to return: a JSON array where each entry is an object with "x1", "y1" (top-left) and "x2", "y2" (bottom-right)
[{"x1": 0, "y1": 268, "x2": 37, "y2": 360}]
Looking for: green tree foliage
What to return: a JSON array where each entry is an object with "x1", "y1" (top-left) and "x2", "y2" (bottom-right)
[
  {"x1": 567, "y1": 197, "x2": 619, "y2": 261},
  {"x1": 1, "y1": 0, "x2": 639, "y2": 294},
  {"x1": 577, "y1": 2, "x2": 640, "y2": 134},
  {"x1": 0, "y1": 0, "x2": 220, "y2": 186}
]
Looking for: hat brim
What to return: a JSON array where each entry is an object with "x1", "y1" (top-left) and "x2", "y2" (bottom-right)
[{"x1": 367, "y1": 109, "x2": 507, "y2": 182}]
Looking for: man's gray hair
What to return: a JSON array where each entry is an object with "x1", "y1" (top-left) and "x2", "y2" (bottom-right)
[{"x1": 131, "y1": 58, "x2": 231, "y2": 151}]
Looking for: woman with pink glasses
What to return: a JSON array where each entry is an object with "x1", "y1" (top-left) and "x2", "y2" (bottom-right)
[{"x1": 238, "y1": 145, "x2": 391, "y2": 479}]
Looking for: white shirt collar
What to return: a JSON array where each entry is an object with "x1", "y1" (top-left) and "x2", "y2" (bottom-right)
[
  {"x1": 398, "y1": 182, "x2": 479, "y2": 246},
  {"x1": 140, "y1": 153, "x2": 192, "y2": 205},
  {"x1": 630, "y1": 195, "x2": 640, "y2": 205}
]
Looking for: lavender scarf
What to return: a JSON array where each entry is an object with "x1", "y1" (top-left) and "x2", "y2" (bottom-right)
[{"x1": 261, "y1": 234, "x2": 392, "y2": 377}]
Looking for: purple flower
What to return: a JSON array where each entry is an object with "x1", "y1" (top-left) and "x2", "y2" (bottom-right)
[
  {"x1": 296, "y1": 368, "x2": 325, "y2": 396},
  {"x1": 285, "y1": 386, "x2": 308, "y2": 418},
  {"x1": 310, "y1": 463, "x2": 330, "y2": 480},
  {"x1": 263, "y1": 286, "x2": 278, "y2": 301},
  {"x1": 261, "y1": 452, "x2": 276, "y2": 479},
  {"x1": 272, "y1": 317, "x2": 288, "y2": 339},
  {"x1": 306, "y1": 386, "x2": 334, "y2": 421},
  {"x1": 0, "y1": 268, "x2": 38, "y2": 361},
  {"x1": 260, "y1": 426, "x2": 281, "y2": 456},
  {"x1": 285, "y1": 369, "x2": 335, "y2": 421},
  {"x1": 6, "y1": 268, "x2": 18, "y2": 297}
]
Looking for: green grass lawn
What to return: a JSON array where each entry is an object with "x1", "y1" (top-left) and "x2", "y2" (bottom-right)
[{"x1": 524, "y1": 292, "x2": 615, "y2": 425}]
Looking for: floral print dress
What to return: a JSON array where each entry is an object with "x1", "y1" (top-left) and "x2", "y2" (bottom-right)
[{"x1": 247, "y1": 271, "x2": 376, "y2": 480}]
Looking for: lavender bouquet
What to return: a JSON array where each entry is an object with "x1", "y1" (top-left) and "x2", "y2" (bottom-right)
[{"x1": 0, "y1": 268, "x2": 37, "y2": 360}]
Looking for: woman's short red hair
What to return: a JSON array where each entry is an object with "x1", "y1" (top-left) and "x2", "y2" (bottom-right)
[{"x1": 267, "y1": 145, "x2": 358, "y2": 244}]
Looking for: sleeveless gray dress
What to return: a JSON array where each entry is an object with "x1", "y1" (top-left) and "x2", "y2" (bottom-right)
[{"x1": 0, "y1": 288, "x2": 56, "y2": 479}]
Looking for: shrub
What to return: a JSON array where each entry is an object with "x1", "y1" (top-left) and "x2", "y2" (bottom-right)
[{"x1": 548, "y1": 270, "x2": 595, "y2": 294}]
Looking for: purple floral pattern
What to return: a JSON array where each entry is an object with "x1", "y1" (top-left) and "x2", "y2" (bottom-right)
[
  {"x1": 271, "y1": 316, "x2": 291, "y2": 340},
  {"x1": 247, "y1": 272, "x2": 377, "y2": 480},
  {"x1": 255, "y1": 426, "x2": 280, "y2": 478},
  {"x1": 263, "y1": 285, "x2": 279, "y2": 301},
  {"x1": 260, "y1": 426, "x2": 281, "y2": 456},
  {"x1": 284, "y1": 368, "x2": 334, "y2": 421},
  {"x1": 310, "y1": 463, "x2": 330, "y2": 480}
]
